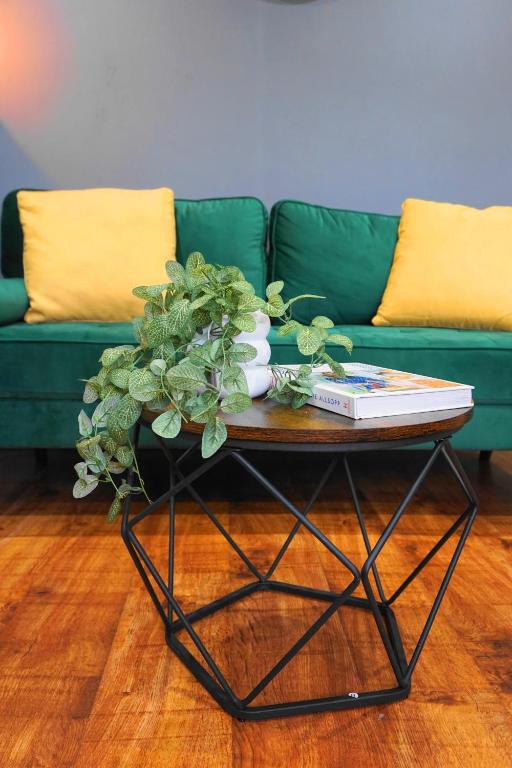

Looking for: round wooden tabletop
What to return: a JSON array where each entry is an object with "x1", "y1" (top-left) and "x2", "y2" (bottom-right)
[{"x1": 144, "y1": 399, "x2": 473, "y2": 447}]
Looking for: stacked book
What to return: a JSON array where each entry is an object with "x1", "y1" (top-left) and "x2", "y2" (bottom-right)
[{"x1": 280, "y1": 363, "x2": 473, "y2": 419}]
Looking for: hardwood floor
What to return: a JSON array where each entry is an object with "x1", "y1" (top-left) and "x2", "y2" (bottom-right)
[{"x1": 0, "y1": 447, "x2": 511, "y2": 767}]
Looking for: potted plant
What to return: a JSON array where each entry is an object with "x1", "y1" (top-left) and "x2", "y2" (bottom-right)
[{"x1": 74, "y1": 252, "x2": 352, "y2": 520}]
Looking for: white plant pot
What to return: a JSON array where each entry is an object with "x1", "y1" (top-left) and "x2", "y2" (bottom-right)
[
  {"x1": 241, "y1": 364, "x2": 273, "y2": 398},
  {"x1": 233, "y1": 311, "x2": 272, "y2": 397},
  {"x1": 194, "y1": 311, "x2": 272, "y2": 398}
]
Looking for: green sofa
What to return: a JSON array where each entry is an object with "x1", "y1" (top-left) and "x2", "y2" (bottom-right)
[{"x1": 1, "y1": 191, "x2": 511, "y2": 451}]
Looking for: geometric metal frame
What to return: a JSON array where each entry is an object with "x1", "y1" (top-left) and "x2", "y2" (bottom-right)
[{"x1": 121, "y1": 420, "x2": 478, "y2": 721}]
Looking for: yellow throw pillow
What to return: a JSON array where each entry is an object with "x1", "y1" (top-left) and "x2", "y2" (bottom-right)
[
  {"x1": 372, "y1": 198, "x2": 512, "y2": 331},
  {"x1": 18, "y1": 188, "x2": 176, "y2": 323}
]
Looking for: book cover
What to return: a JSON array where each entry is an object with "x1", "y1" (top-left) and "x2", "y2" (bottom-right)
[{"x1": 300, "y1": 363, "x2": 473, "y2": 419}]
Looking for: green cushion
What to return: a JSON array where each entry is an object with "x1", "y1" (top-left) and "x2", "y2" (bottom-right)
[
  {"x1": 269, "y1": 324, "x2": 512, "y2": 406},
  {"x1": 0, "y1": 399, "x2": 164, "y2": 449},
  {"x1": 0, "y1": 322, "x2": 136, "y2": 399},
  {"x1": 270, "y1": 200, "x2": 399, "y2": 324},
  {"x1": 175, "y1": 197, "x2": 267, "y2": 296},
  {"x1": 1, "y1": 191, "x2": 268, "y2": 296},
  {"x1": 1, "y1": 320, "x2": 511, "y2": 407},
  {"x1": 0, "y1": 322, "x2": 510, "y2": 449},
  {"x1": 0, "y1": 278, "x2": 28, "y2": 325},
  {"x1": 1, "y1": 190, "x2": 24, "y2": 278}
]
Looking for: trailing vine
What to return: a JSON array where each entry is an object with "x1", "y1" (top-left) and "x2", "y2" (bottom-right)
[{"x1": 74, "y1": 252, "x2": 352, "y2": 520}]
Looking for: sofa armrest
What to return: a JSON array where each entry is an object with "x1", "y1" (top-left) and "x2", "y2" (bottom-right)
[{"x1": 0, "y1": 278, "x2": 29, "y2": 325}]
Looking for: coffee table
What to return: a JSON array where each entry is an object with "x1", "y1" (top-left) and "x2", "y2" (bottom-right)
[{"x1": 121, "y1": 400, "x2": 478, "y2": 721}]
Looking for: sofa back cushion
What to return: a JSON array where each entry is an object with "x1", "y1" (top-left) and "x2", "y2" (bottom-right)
[
  {"x1": 175, "y1": 197, "x2": 267, "y2": 296},
  {"x1": 270, "y1": 200, "x2": 399, "y2": 324},
  {"x1": 1, "y1": 191, "x2": 268, "y2": 297}
]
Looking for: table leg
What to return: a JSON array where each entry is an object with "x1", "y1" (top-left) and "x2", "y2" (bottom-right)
[{"x1": 121, "y1": 435, "x2": 478, "y2": 721}]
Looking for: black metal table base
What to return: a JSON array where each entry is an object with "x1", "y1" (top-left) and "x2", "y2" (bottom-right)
[{"x1": 121, "y1": 428, "x2": 478, "y2": 721}]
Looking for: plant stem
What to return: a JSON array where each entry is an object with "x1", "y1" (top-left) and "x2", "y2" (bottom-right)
[{"x1": 129, "y1": 439, "x2": 152, "y2": 504}]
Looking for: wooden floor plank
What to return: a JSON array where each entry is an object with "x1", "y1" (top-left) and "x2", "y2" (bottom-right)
[{"x1": 0, "y1": 448, "x2": 511, "y2": 767}]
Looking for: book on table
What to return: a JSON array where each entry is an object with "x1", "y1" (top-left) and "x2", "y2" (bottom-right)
[{"x1": 278, "y1": 363, "x2": 473, "y2": 419}]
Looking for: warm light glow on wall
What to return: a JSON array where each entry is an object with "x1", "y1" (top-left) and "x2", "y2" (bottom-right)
[{"x1": 0, "y1": 0, "x2": 68, "y2": 125}]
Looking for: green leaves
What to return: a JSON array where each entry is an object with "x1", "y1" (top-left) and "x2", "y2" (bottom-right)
[
  {"x1": 100, "y1": 433, "x2": 118, "y2": 456},
  {"x1": 202, "y1": 416, "x2": 227, "y2": 459},
  {"x1": 291, "y1": 392, "x2": 311, "y2": 409},
  {"x1": 116, "y1": 445, "x2": 133, "y2": 467},
  {"x1": 168, "y1": 299, "x2": 191, "y2": 335},
  {"x1": 222, "y1": 365, "x2": 248, "y2": 394},
  {"x1": 327, "y1": 334, "x2": 354, "y2": 353},
  {"x1": 220, "y1": 392, "x2": 251, "y2": 413},
  {"x1": 188, "y1": 340, "x2": 214, "y2": 367},
  {"x1": 186, "y1": 251, "x2": 205, "y2": 272},
  {"x1": 92, "y1": 395, "x2": 121, "y2": 428},
  {"x1": 107, "y1": 460, "x2": 125, "y2": 475},
  {"x1": 189, "y1": 293, "x2": 212, "y2": 311},
  {"x1": 266, "y1": 280, "x2": 284, "y2": 298},
  {"x1": 73, "y1": 475, "x2": 99, "y2": 499},
  {"x1": 78, "y1": 410, "x2": 93, "y2": 437},
  {"x1": 188, "y1": 391, "x2": 218, "y2": 423},
  {"x1": 151, "y1": 408, "x2": 182, "y2": 439},
  {"x1": 149, "y1": 358, "x2": 167, "y2": 377},
  {"x1": 297, "y1": 326, "x2": 323, "y2": 356},
  {"x1": 165, "y1": 260, "x2": 186, "y2": 289},
  {"x1": 321, "y1": 352, "x2": 346, "y2": 377},
  {"x1": 154, "y1": 342, "x2": 175, "y2": 365},
  {"x1": 128, "y1": 369, "x2": 160, "y2": 402},
  {"x1": 74, "y1": 461, "x2": 89, "y2": 480},
  {"x1": 144, "y1": 315, "x2": 174, "y2": 347},
  {"x1": 267, "y1": 364, "x2": 315, "y2": 410},
  {"x1": 83, "y1": 378, "x2": 99, "y2": 404},
  {"x1": 237, "y1": 294, "x2": 263, "y2": 313},
  {"x1": 107, "y1": 483, "x2": 140, "y2": 522},
  {"x1": 108, "y1": 394, "x2": 142, "y2": 431},
  {"x1": 285, "y1": 293, "x2": 324, "y2": 307},
  {"x1": 77, "y1": 434, "x2": 100, "y2": 458},
  {"x1": 312, "y1": 316, "x2": 334, "y2": 329},
  {"x1": 265, "y1": 294, "x2": 286, "y2": 318},
  {"x1": 109, "y1": 368, "x2": 130, "y2": 389},
  {"x1": 100, "y1": 346, "x2": 135, "y2": 368},
  {"x1": 277, "y1": 320, "x2": 300, "y2": 337},
  {"x1": 106, "y1": 422, "x2": 130, "y2": 446},
  {"x1": 231, "y1": 280, "x2": 255, "y2": 294},
  {"x1": 166, "y1": 360, "x2": 207, "y2": 391},
  {"x1": 107, "y1": 496, "x2": 122, "y2": 523},
  {"x1": 232, "y1": 313, "x2": 257, "y2": 333},
  {"x1": 185, "y1": 252, "x2": 208, "y2": 289},
  {"x1": 132, "y1": 284, "x2": 168, "y2": 303},
  {"x1": 72, "y1": 249, "x2": 353, "y2": 524},
  {"x1": 133, "y1": 284, "x2": 167, "y2": 299},
  {"x1": 76, "y1": 436, "x2": 107, "y2": 474},
  {"x1": 228, "y1": 343, "x2": 257, "y2": 363}
]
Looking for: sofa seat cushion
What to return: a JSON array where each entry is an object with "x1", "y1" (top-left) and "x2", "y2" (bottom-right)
[
  {"x1": 269, "y1": 325, "x2": 512, "y2": 406},
  {"x1": 0, "y1": 322, "x2": 136, "y2": 399},
  {"x1": 270, "y1": 200, "x2": 399, "y2": 325},
  {"x1": 1, "y1": 322, "x2": 511, "y2": 407}
]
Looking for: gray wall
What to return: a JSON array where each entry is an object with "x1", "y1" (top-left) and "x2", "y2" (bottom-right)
[{"x1": 2, "y1": 0, "x2": 512, "y2": 213}]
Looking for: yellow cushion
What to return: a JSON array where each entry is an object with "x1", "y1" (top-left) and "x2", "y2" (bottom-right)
[
  {"x1": 372, "y1": 198, "x2": 512, "y2": 331},
  {"x1": 18, "y1": 188, "x2": 175, "y2": 323}
]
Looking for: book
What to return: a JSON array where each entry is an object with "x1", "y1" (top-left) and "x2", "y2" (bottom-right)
[{"x1": 280, "y1": 363, "x2": 473, "y2": 419}]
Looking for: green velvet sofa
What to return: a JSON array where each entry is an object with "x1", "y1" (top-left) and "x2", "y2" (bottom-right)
[{"x1": 1, "y1": 191, "x2": 511, "y2": 452}]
